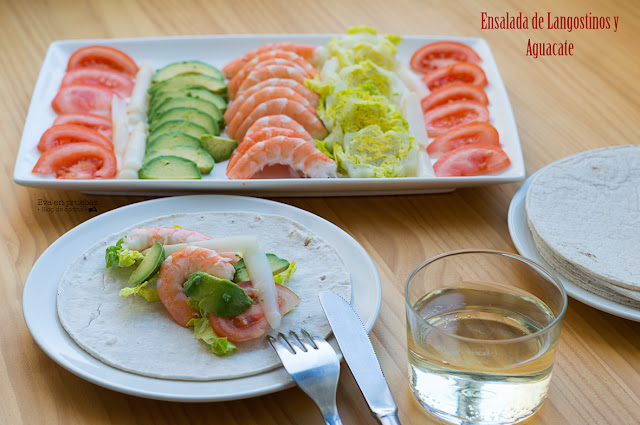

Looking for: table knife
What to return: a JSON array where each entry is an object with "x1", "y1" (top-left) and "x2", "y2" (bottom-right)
[{"x1": 319, "y1": 291, "x2": 402, "y2": 425}]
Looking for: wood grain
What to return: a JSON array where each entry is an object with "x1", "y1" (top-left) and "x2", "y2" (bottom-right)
[{"x1": 2, "y1": 0, "x2": 639, "y2": 424}]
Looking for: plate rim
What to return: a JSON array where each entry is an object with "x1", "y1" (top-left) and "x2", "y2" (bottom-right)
[
  {"x1": 508, "y1": 171, "x2": 640, "y2": 322},
  {"x1": 22, "y1": 194, "x2": 382, "y2": 401},
  {"x1": 14, "y1": 33, "x2": 525, "y2": 195}
]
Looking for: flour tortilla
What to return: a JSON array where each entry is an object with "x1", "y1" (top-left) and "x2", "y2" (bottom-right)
[
  {"x1": 57, "y1": 212, "x2": 351, "y2": 381},
  {"x1": 525, "y1": 145, "x2": 640, "y2": 306}
]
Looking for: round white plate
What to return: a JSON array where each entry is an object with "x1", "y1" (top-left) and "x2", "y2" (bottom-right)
[
  {"x1": 508, "y1": 173, "x2": 640, "y2": 322},
  {"x1": 22, "y1": 195, "x2": 382, "y2": 401}
]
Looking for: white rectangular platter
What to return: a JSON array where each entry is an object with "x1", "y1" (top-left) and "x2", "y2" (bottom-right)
[{"x1": 14, "y1": 34, "x2": 525, "y2": 196}]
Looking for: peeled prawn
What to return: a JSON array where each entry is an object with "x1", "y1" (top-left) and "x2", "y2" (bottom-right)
[
  {"x1": 224, "y1": 78, "x2": 319, "y2": 123},
  {"x1": 244, "y1": 115, "x2": 315, "y2": 142},
  {"x1": 222, "y1": 42, "x2": 317, "y2": 79},
  {"x1": 232, "y1": 98, "x2": 327, "y2": 141},
  {"x1": 226, "y1": 87, "x2": 315, "y2": 136},
  {"x1": 157, "y1": 246, "x2": 236, "y2": 327},
  {"x1": 226, "y1": 136, "x2": 337, "y2": 179},
  {"x1": 236, "y1": 65, "x2": 309, "y2": 99},
  {"x1": 227, "y1": 127, "x2": 308, "y2": 172},
  {"x1": 121, "y1": 226, "x2": 211, "y2": 251},
  {"x1": 228, "y1": 54, "x2": 317, "y2": 97}
]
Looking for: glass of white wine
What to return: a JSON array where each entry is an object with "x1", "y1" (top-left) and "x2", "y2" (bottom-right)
[{"x1": 405, "y1": 249, "x2": 567, "y2": 425}]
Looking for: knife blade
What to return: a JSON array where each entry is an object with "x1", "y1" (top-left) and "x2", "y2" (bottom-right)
[{"x1": 319, "y1": 291, "x2": 401, "y2": 425}]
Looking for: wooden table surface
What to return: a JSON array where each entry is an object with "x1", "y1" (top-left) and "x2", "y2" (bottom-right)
[{"x1": 2, "y1": 0, "x2": 639, "y2": 423}]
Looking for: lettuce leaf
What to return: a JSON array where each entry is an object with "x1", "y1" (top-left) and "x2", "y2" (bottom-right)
[
  {"x1": 328, "y1": 26, "x2": 401, "y2": 70},
  {"x1": 105, "y1": 237, "x2": 143, "y2": 268},
  {"x1": 274, "y1": 261, "x2": 297, "y2": 285},
  {"x1": 118, "y1": 279, "x2": 160, "y2": 302},
  {"x1": 188, "y1": 316, "x2": 238, "y2": 356}
]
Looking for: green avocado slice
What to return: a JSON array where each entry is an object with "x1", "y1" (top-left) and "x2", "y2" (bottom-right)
[{"x1": 183, "y1": 272, "x2": 253, "y2": 317}]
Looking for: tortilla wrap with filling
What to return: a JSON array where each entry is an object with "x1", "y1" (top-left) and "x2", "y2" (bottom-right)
[
  {"x1": 525, "y1": 145, "x2": 640, "y2": 305},
  {"x1": 57, "y1": 212, "x2": 351, "y2": 381}
]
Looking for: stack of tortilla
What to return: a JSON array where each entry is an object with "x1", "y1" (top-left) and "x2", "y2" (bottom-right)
[{"x1": 525, "y1": 145, "x2": 640, "y2": 307}]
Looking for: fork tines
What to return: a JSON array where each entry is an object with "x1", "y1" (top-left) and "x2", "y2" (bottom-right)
[{"x1": 269, "y1": 329, "x2": 318, "y2": 354}]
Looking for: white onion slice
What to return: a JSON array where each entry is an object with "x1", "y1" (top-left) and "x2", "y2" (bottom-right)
[
  {"x1": 127, "y1": 61, "x2": 153, "y2": 119},
  {"x1": 111, "y1": 96, "x2": 129, "y2": 170},
  {"x1": 395, "y1": 62, "x2": 429, "y2": 99},
  {"x1": 117, "y1": 122, "x2": 146, "y2": 178}
]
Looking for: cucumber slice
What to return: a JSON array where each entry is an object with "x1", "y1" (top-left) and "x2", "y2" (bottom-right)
[
  {"x1": 147, "y1": 121, "x2": 210, "y2": 144},
  {"x1": 144, "y1": 145, "x2": 214, "y2": 175},
  {"x1": 200, "y1": 135, "x2": 238, "y2": 163},
  {"x1": 138, "y1": 156, "x2": 202, "y2": 179},
  {"x1": 149, "y1": 107, "x2": 219, "y2": 136},
  {"x1": 153, "y1": 61, "x2": 224, "y2": 83},
  {"x1": 149, "y1": 74, "x2": 228, "y2": 99}
]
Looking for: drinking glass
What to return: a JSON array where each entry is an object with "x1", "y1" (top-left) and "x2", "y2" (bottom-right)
[{"x1": 405, "y1": 249, "x2": 566, "y2": 425}]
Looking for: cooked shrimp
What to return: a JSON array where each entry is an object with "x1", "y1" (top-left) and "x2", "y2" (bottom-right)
[
  {"x1": 226, "y1": 87, "x2": 315, "y2": 137},
  {"x1": 228, "y1": 53, "x2": 317, "y2": 97},
  {"x1": 121, "y1": 226, "x2": 211, "y2": 251},
  {"x1": 157, "y1": 246, "x2": 236, "y2": 327},
  {"x1": 226, "y1": 136, "x2": 337, "y2": 179},
  {"x1": 233, "y1": 98, "x2": 327, "y2": 141},
  {"x1": 224, "y1": 79, "x2": 319, "y2": 123},
  {"x1": 244, "y1": 115, "x2": 315, "y2": 142},
  {"x1": 222, "y1": 42, "x2": 317, "y2": 79},
  {"x1": 227, "y1": 127, "x2": 308, "y2": 172},
  {"x1": 236, "y1": 65, "x2": 309, "y2": 99}
]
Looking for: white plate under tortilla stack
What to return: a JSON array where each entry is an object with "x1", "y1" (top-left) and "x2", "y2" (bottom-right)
[{"x1": 509, "y1": 145, "x2": 640, "y2": 321}]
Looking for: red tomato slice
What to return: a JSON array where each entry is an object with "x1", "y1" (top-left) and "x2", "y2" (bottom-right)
[
  {"x1": 422, "y1": 63, "x2": 488, "y2": 90},
  {"x1": 62, "y1": 67, "x2": 134, "y2": 98},
  {"x1": 433, "y1": 144, "x2": 510, "y2": 177},
  {"x1": 410, "y1": 41, "x2": 482, "y2": 74},
  {"x1": 38, "y1": 124, "x2": 113, "y2": 152},
  {"x1": 67, "y1": 45, "x2": 139, "y2": 77},
  {"x1": 421, "y1": 83, "x2": 489, "y2": 113},
  {"x1": 32, "y1": 142, "x2": 117, "y2": 179},
  {"x1": 423, "y1": 101, "x2": 490, "y2": 138},
  {"x1": 427, "y1": 122, "x2": 499, "y2": 158},
  {"x1": 53, "y1": 113, "x2": 113, "y2": 139},
  {"x1": 52, "y1": 84, "x2": 116, "y2": 117},
  {"x1": 209, "y1": 282, "x2": 301, "y2": 342}
]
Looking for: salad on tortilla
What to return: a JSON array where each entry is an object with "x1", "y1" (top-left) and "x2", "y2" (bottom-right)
[{"x1": 57, "y1": 212, "x2": 351, "y2": 381}]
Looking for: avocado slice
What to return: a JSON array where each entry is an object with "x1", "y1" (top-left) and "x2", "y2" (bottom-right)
[
  {"x1": 233, "y1": 253, "x2": 290, "y2": 283},
  {"x1": 153, "y1": 61, "x2": 224, "y2": 83},
  {"x1": 128, "y1": 242, "x2": 165, "y2": 286},
  {"x1": 200, "y1": 135, "x2": 238, "y2": 163},
  {"x1": 144, "y1": 145, "x2": 215, "y2": 175},
  {"x1": 149, "y1": 107, "x2": 219, "y2": 136},
  {"x1": 183, "y1": 272, "x2": 253, "y2": 317},
  {"x1": 138, "y1": 156, "x2": 202, "y2": 179},
  {"x1": 149, "y1": 74, "x2": 228, "y2": 99},
  {"x1": 150, "y1": 97, "x2": 223, "y2": 127},
  {"x1": 149, "y1": 88, "x2": 227, "y2": 117},
  {"x1": 146, "y1": 131, "x2": 202, "y2": 151},
  {"x1": 147, "y1": 121, "x2": 210, "y2": 144}
]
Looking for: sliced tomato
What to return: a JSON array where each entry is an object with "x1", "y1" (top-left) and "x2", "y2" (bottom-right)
[
  {"x1": 433, "y1": 144, "x2": 510, "y2": 177},
  {"x1": 52, "y1": 84, "x2": 117, "y2": 117},
  {"x1": 421, "y1": 83, "x2": 489, "y2": 113},
  {"x1": 209, "y1": 282, "x2": 301, "y2": 342},
  {"x1": 61, "y1": 67, "x2": 134, "y2": 98},
  {"x1": 38, "y1": 124, "x2": 113, "y2": 152},
  {"x1": 427, "y1": 122, "x2": 499, "y2": 158},
  {"x1": 422, "y1": 63, "x2": 488, "y2": 90},
  {"x1": 53, "y1": 113, "x2": 113, "y2": 139},
  {"x1": 67, "y1": 45, "x2": 139, "y2": 77},
  {"x1": 410, "y1": 41, "x2": 482, "y2": 74},
  {"x1": 32, "y1": 142, "x2": 117, "y2": 179},
  {"x1": 423, "y1": 101, "x2": 490, "y2": 137}
]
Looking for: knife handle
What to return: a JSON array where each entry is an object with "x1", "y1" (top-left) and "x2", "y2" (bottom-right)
[{"x1": 377, "y1": 413, "x2": 401, "y2": 425}]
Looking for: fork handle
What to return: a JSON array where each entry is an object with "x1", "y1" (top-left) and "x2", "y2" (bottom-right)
[{"x1": 376, "y1": 413, "x2": 401, "y2": 425}]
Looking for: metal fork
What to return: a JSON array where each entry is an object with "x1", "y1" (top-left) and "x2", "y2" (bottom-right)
[{"x1": 268, "y1": 329, "x2": 343, "y2": 425}]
